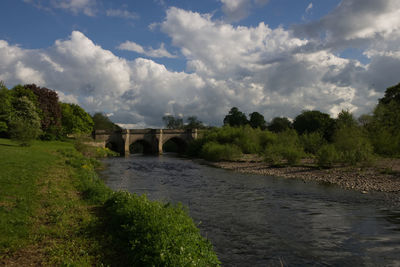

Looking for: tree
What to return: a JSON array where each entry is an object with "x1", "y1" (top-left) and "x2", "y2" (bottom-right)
[
  {"x1": 23, "y1": 84, "x2": 62, "y2": 136},
  {"x1": 249, "y1": 112, "x2": 266, "y2": 129},
  {"x1": 60, "y1": 103, "x2": 94, "y2": 135},
  {"x1": 9, "y1": 96, "x2": 42, "y2": 146},
  {"x1": 268, "y1": 117, "x2": 292, "y2": 133},
  {"x1": 185, "y1": 116, "x2": 204, "y2": 129},
  {"x1": 0, "y1": 82, "x2": 12, "y2": 135},
  {"x1": 335, "y1": 110, "x2": 358, "y2": 130},
  {"x1": 293, "y1": 110, "x2": 334, "y2": 140},
  {"x1": 92, "y1": 112, "x2": 121, "y2": 131},
  {"x1": 162, "y1": 115, "x2": 184, "y2": 129},
  {"x1": 223, "y1": 107, "x2": 248, "y2": 127},
  {"x1": 368, "y1": 82, "x2": 400, "y2": 155}
]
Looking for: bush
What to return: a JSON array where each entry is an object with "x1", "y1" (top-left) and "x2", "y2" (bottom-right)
[
  {"x1": 300, "y1": 132, "x2": 326, "y2": 155},
  {"x1": 103, "y1": 192, "x2": 220, "y2": 266},
  {"x1": 264, "y1": 130, "x2": 304, "y2": 165},
  {"x1": 333, "y1": 126, "x2": 374, "y2": 165},
  {"x1": 317, "y1": 144, "x2": 339, "y2": 168},
  {"x1": 200, "y1": 141, "x2": 242, "y2": 161}
]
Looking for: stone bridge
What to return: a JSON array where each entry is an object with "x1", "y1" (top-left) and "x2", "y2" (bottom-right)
[{"x1": 93, "y1": 129, "x2": 198, "y2": 155}]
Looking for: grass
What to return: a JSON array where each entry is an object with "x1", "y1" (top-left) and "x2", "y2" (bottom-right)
[
  {"x1": 0, "y1": 138, "x2": 220, "y2": 266},
  {"x1": 0, "y1": 138, "x2": 106, "y2": 265}
]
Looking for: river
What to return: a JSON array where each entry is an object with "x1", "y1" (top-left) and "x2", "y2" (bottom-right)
[{"x1": 100, "y1": 155, "x2": 400, "y2": 266}]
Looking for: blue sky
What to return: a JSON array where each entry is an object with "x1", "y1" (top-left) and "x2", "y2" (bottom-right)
[{"x1": 1, "y1": 0, "x2": 400, "y2": 127}]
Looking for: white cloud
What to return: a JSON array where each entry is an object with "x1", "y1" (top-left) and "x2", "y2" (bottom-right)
[
  {"x1": 305, "y1": 3, "x2": 313, "y2": 13},
  {"x1": 106, "y1": 9, "x2": 139, "y2": 20},
  {"x1": 1, "y1": 4, "x2": 400, "y2": 127},
  {"x1": 220, "y1": 0, "x2": 269, "y2": 22},
  {"x1": 118, "y1": 41, "x2": 177, "y2": 58},
  {"x1": 24, "y1": 0, "x2": 97, "y2": 16}
]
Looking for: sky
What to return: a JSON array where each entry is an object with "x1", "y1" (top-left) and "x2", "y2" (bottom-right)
[{"x1": 1, "y1": 0, "x2": 400, "y2": 128}]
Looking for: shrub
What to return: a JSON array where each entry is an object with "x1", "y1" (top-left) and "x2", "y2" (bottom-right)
[
  {"x1": 264, "y1": 130, "x2": 304, "y2": 165},
  {"x1": 300, "y1": 132, "x2": 326, "y2": 155},
  {"x1": 200, "y1": 141, "x2": 242, "y2": 161},
  {"x1": 316, "y1": 144, "x2": 339, "y2": 168},
  {"x1": 103, "y1": 192, "x2": 220, "y2": 266},
  {"x1": 333, "y1": 126, "x2": 374, "y2": 165}
]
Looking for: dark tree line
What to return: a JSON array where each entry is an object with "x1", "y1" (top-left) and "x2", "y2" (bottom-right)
[{"x1": 0, "y1": 82, "x2": 120, "y2": 145}]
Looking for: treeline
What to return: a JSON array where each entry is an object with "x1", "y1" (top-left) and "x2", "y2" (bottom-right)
[
  {"x1": 188, "y1": 82, "x2": 400, "y2": 166},
  {"x1": 0, "y1": 82, "x2": 119, "y2": 146}
]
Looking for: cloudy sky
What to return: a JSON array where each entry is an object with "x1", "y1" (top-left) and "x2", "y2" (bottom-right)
[{"x1": 1, "y1": 0, "x2": 400, "y2": 128}]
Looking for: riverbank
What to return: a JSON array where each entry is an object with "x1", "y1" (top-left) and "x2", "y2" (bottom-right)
[
  {"x1": 206, "y1": 155, "x2": 400, "y2": 193},
  {"x1": 0, "y1": 138, "x2": 220, "y2": 266}
]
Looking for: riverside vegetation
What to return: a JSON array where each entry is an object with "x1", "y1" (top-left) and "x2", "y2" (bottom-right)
[{"x1": 0, "y1": 138, "x2": 220, "y2": 266}]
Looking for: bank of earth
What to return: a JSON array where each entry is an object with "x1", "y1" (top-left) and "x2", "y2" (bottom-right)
[{"x1": 205, "y1": 155, "x2": 400, "y2": 194}]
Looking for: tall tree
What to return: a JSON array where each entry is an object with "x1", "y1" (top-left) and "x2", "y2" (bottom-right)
[
  {"x1": 24, "y1": 84, "x2": 62, "y2": 136},
  {"x1": 60, "y1": 103, "x2": 94, "y2": 135},
  {"x1": 0, "y1": 82, "x2": 12, "y2": 135},
  {"x1": 9, "y1": 96, "x2": 42, "y2": 146},
  {"x1": 185, "y1": 116, "x2": 204, "y2": 129},
  {"x1": 249, "y1": 112, "x2": 266, "y2": 129},
  {"x1": 267, "y1": 117, "x2": 292, "y2": 133},
  {"x1": 92, "y1": 112, "x2": 121, "y2": 131},
  {"x1": 293, "y1": 110, "x2": 334, "y2": 140},
  {"x1": 163, "y1": 115, "x2": 184, "y2": 129},
  {"x1": 223, "y1": 107, "x2": 248, "y2": 127}
]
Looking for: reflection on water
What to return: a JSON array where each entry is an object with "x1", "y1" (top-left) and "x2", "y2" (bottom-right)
[{"x1": 101, "y1": 155, "x2": 400, "y2": 266}]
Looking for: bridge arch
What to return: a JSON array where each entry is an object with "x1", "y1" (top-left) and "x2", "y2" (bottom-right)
[
  {"x1": 162, "y1": 136, "x2": 188, "y2": 153},
  {"x1": 130, "y1": 139, "x2": 158, "y2": 154}
]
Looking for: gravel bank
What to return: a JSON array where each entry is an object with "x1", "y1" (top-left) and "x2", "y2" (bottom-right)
[{"x1": 208, "y1": 157, "x2": 400, "y2": 193}]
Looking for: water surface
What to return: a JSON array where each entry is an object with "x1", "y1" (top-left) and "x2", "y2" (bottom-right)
[{"x1": 101, "y1": 155, "x2": 400, "y2": 266}]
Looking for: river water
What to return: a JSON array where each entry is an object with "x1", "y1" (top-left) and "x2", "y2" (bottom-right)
[{"x1": 100, "y1": 155, "x2": 400, "y2": 266}]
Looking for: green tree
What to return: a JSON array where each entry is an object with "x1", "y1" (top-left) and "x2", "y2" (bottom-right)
[
  {"x1": 368, "y1": 82, "x2": 400, "y2": 156},
  {"x1": 267, "y1": 117, "x2": 292, "y2": 133},
  {"x1": 185, "y1": 116, "x2": 204, "y2": 129},
  {"x1": 92, "y1": 112, "x2": 121, "y2": 131},
  {"x1": 249, "y1": 112, "x2": 266, "y2": 129},
  {"x1": 162, "y1": 115, "x2": 184, "y2": 129},
  {"x1": 223, "y1": 107, "x2": 248, "y2": 127},
  {"x1": 335, "y1": 110, "x2": 357, "y2": 129},
  {"x1": 0, "y1": 82, "x2": 12, "y2": 135},
  {"x1": 9, "y1": 96, "x2": 42, "y2": 146},
  {"x1": 60, "y1": 103, "x2": 94, "y2": 135},
  {"x1": 293, "y1": 110, "x2": 334, "y2": 140}
]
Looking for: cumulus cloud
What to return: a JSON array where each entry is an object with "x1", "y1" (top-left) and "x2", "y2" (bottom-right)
[
  {"x1": 118, "y1": 41, "x2": 177, "y2": 58},
  {"x1": 294, "y1": 0, "x2": 400, "y2": 49},
  {"x1": 23, "y1": 0, "x2": 97, "y2": 16},
  {"x1": 1, "y1": 5, "x2": 400, "y2": 127},
  {"x1": 220, "y1": 0, "x2": 269, "y2": 22}
]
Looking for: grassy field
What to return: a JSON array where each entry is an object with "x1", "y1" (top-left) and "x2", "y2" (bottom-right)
[{"x1": 0, "y1": 138, "x2": 107, "y2": 265}]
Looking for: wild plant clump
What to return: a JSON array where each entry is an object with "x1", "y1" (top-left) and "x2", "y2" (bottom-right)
[{"x1": 103, "y1": 192, "x2": 220, "y2": 266}]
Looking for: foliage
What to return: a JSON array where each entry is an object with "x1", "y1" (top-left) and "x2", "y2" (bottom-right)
[
  {"x1": 223, "y1": 107, "x2": 248, "y2": 127},
  {"x1": 163, "y1": 115, "x2": 184, "y2": 129},
  {"x1": 264, "y1": 130, "x2": 304, "y2": 165},
  {"x1": 185, "y1": 116, "x2": 204, "y2": 129},
  {"x1": 200, "y1": 141, "x2": 242, "y2": 161},
  {"x1": 0, "y1": 85, "x2": 12, "y2": 135},
  {"x1": 92, "y1": 112, "x2": 121, "y2": 131},
  {"x1": 10, "y1": 84, "x2": 38, "y2": 105},
  {"x1": 9, "y1": 96, "x2": 42, "y2": 146},
  {"x1": 267, "y1": 117, "x2": 292, "y2": 133},
  {"x1": 293, "y1": 110, "x2": 334, "y2": 140},
  {"x1": 24, "y1": 84, "x2": 62, "y2": 138},
  {"x1": 300, "y1": 131, "x2": 326, "y2": 155},
  {"x1": 60, "y1": 103, "x2": 94, "y2": 135},
  {"x1": 316, "y1": 144, "x2": 339, "y2": 168},
  {"x1": 335, "y1": 110, "x2": 358, "y2": 129},
  {"x1": 103, "y1": 191, "x2": 220, "y2": 266},
  {"x1": 333, "y1": 126, "x2": 374, "y2": 166},
  {"x1": 367, "y1": 82, "x2": 400, "y2": 156},
  {"x1": 249, "y1": 112, "x2": 266, "y2": 129}
]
